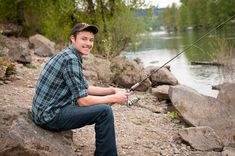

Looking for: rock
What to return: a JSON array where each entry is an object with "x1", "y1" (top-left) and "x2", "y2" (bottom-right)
[
  {"x1": 151, "y1": 85, "x2": 170, "y2": 100},
  {"x1": 0, "y1": 106, "x2": 77, "y2": 156},
  {"x1": 215, "y1": 83, "x2": 235, "y2": 107},
  {"x1": 0, "y1": 22, "x2": 23, "y2": 37},
  {"x1": 83, "y1": 53, "x2": 99, "y2": 83},
  {"x1": 169, "y1": 85, "x2": 235, "y2": 146},
  {"x1": 0, "y1": 35, "x2": 32, "y2": 63},
  {"x1": 83, "y1": 53, "x2": 114, "y2": 85},
  {"x1": 111, "y1": 56, "x2": 151, "y2": 91},
  {"x1": 29, "y1": 34, "x2": 55, "y2": 57},
  {"x1": 94, "y1": 57, "x2": 113, "y2": 84},
  {"x1": 145, "y1": 66, "x2": 178, "y2": 86},
  {"x1": 179, "y1": 126, "x2": 223, "y2": 151},
  {"x1": 221, "y1": 147, "x2": 235, "y2": 156}
]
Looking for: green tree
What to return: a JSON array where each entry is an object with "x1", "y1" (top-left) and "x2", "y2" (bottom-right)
[
  {"x1": 177, "y1": 4, "x2": 188, "y2": 31},
  {"x1": 160, "y1": 3, "x2": 178, "y2": 32}
]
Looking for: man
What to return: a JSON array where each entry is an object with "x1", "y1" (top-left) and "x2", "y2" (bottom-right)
[{"x1": 32, "y1": 23, "x2": 130, "y2": 156}]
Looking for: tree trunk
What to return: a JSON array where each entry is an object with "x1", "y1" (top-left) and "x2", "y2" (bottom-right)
[
  {"x1": 87, "y1": 0, "x2": 96, "y2": 24},
  {"x1": 98, "y1": 0, "x2": 107, "y2": 33}
]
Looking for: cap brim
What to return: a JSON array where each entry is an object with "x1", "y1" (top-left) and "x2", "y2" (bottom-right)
[{"x1": 82, "y1": 25, "x2": 99, "y2": 34}]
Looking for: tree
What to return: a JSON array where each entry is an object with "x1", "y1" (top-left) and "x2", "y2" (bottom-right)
[{"x1": 160, "y1": 3, "x2": 179, "y2": 32}]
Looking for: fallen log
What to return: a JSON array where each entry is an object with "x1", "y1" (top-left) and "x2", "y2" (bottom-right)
[{"x1": 191, "y1": 61, "x2": 224, "y2": 66}]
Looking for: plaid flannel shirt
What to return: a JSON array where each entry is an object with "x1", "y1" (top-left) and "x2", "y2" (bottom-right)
[{"x1": 32, "y1": 44, "x2": 88, "y2": 125}]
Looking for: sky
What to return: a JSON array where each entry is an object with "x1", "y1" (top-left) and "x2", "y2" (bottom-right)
[{"x1": 148, "y1": 0, "x2": 181, "y2": 8}]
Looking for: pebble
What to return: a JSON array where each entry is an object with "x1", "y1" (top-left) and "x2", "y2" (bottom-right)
[{"x1": 0, "y1": 81, "x2": 4, "y2": 85}]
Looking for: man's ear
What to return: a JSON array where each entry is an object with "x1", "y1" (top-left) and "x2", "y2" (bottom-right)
[{"x1": 70, "y1": 35, "x2": 75, "y2": 43}]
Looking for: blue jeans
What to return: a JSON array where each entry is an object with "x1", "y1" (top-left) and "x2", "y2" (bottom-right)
[{"x1": 39, "y1": 104, "x2": 117, "y2": 156}]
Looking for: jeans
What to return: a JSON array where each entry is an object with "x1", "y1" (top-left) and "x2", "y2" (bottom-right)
[{"x1": 39, "y1": 103, "x2": 117, "y2": 156}]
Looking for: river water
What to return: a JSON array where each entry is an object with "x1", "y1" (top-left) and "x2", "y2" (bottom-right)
[{"x1": 122, "y1": 29, "x2": 235, "y2": 97}]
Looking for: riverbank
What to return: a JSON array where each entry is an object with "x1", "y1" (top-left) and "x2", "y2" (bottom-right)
[
  {"x1": 1, "y1": 33, "x2": 234, "y2": 155},
  {"x1": 0, "y1": 52, "x2": 228, "y2": 156}
]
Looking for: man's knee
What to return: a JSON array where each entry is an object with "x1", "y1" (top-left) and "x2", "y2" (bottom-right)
[{"x1": 97, "y1": 104, "x2": 114, "y2": 121}]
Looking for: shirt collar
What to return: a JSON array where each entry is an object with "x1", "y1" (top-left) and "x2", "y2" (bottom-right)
[{"x1": 68, "y1": 44, "x2": 83, "y2": 64}]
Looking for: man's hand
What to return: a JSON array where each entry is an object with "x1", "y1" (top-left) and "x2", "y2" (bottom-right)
[{"x1": 111, "y1": 91, "x2": 131, "y2": 105}]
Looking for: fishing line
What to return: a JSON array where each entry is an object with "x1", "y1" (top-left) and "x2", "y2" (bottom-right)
[{"x1": 127, "y1": 14, "x2": 235, "y2": 106}]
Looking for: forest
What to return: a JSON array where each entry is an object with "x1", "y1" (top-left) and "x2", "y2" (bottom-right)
[
  {"x1": 0, "y1": 0, "x2": 235, "y2": 56},
  {"x1": 160, "y1": 0, "x2": 235, "y2": 32}
]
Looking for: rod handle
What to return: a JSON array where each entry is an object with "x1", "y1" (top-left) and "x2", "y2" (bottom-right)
[{"x1": 130, "y1": 82, "x2": 140, "y2": 91}]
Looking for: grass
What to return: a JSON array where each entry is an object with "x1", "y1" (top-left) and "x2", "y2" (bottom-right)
[
  {"x1": 210, "y1": 37, "x2": 234, "y2": 82},
  {"x1": 24, "y1": 63, "x2": 37, "y2": 69}
]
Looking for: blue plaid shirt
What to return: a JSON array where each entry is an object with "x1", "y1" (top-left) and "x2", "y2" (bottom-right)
[{"x1": 32, "y1": 44, "x2": 88, "y2": 125}]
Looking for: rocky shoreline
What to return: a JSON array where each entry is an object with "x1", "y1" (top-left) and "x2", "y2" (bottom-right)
[{"x1": 0, "y1": 34, "x2": 235, "y2": 156}]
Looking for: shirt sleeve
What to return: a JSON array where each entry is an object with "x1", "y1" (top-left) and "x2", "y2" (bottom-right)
[{"x1": 63, "y1": 59, "x2": 88, "y2": 101}]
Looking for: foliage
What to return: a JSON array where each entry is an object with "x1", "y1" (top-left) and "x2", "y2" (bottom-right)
[
  {"x1": 209, "y1": 36, "x2": 235, "y2": 82},
  {"x1": 0, "y1": 0, "x2": 146, "y2": 57},
  {"x1": 166, "y1": 111, "x2": 179, "y2": 120},
  {"x1": 24, "y1": 63, "x2": 37, "y2": 69},
  {"x1": 0, "y1": 56, "x2": 16, "y2": 77},
  {"x1": 210, "y1": 37, "x2": 233, "y2": 65},
  {"x1": 106, "y1": 10, "x2": 146, "y2": 56}
]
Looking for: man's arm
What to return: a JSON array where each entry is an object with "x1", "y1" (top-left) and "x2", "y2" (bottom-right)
[
  {"x1": 77, "y1": 92, "x2": 130, "y2": 106},
  {"x1": 87, "y1": 86, "x2": 115, "y2": 96},
  {"x1": 87, "y1": 86, "x2": 126, "y2": 96}
]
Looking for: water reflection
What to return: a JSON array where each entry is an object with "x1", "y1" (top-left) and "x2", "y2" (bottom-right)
[{"x1": 122, "y1": 28, "x2": 235, "y2": 97}]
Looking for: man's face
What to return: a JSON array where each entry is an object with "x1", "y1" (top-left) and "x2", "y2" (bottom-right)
[{"x1": 70, "y1": 31, "x2": 94, "y2": 55}]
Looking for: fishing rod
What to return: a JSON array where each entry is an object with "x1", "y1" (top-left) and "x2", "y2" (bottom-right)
[{"x1": 128, "y1": 14, "x2": 235, "y2": 93}]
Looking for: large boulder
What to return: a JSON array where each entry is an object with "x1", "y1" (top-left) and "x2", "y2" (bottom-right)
[
  {"x1": 83, "y1": 53, "x2": 99, "y2": 84},
  {"x1": 29, "y1": 34, "x2": 55, "y2": 57},
  {"x1": 214, "y1": 83, "x2": 235, "y2": 108},
  {"x1": 0, "y1": 106, "x2": 78, "y2": 156},
  {"x1": 0, "y1": 35, "x2": 32, "y2": 63},
  {"x1": 221, "y1": 147, "x2": 235, "y2": 156},
  {"x1": 94, "y1": 57, "x2": 113, "y2": 84},
  {"x1": 0, "y1": 22, "x2": 23, "y2": 37},
  {"x1": 179, "y1": 126, "x2": 223, "y2": 151},
  {"x1": 83, "y1": 53, "x2": 113, "y2": 85},
  {"x1": 110, "y1": 56, "x2": 151, "y2": 91},
  {"x1": 151, "y1": 85, "x2": 170, "y2": 100},
  {"x1": 169, "y1": 85, "x2": 235, "y2": 146},
  {"x1": 145, "y1": 66, "x2": 178, "y2": 86}
]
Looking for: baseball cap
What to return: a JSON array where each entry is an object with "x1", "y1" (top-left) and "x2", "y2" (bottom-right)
[{"x1": 70, "y1": 23, "x2": 99, "y2": 36}]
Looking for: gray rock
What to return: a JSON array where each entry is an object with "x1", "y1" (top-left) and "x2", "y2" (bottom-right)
[
  {"x1": 0, "y1": 22, "x2": 23, "y2": 37},
  {"x1": 221, "y1": 147, "x2": 235, "y2": 156},
  {"x1": 94, "y1": 57, "x2": 113, "y2": 84},
  {"x1": 0, "y1": 106, "x2": 77, "y2": 156},
  {"x1": 111, "y1": 56, "x2": 151, "y2": 91},
  {"x1": 0, "y1": 35, "x2": 32, "y2": 63},
  {"x1": 145, "y1": 66, "x2": 178, "y2": 86},
  {"x1": 179, "y1": 126, "x2": 223, "y2": 151},
  {"x1": 169, "y1": 85, "x2": 235, "y2": 146},
  {"x1": 152, "y1": 85, "x2": 170, "y2": 100},
  {"x1": 29, "y1": 34, "x2": 55, "y2": 57}
]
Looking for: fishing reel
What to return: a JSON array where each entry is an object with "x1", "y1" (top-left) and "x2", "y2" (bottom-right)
[
  {"x1": 126, "y1": 85, "x2": 140, "y2": 107},
  {"x1": 127, "y1": 96, "x2": 140, "y2": 107}
]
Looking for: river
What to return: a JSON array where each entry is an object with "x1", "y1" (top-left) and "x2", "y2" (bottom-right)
[{"x1": 122, "y1": 28, "x2": 235, "y2": 97}]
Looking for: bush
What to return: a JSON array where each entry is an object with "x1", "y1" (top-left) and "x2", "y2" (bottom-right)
[{"x1": 0, "y1": 56, "x2": 16, "y2": 78}]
